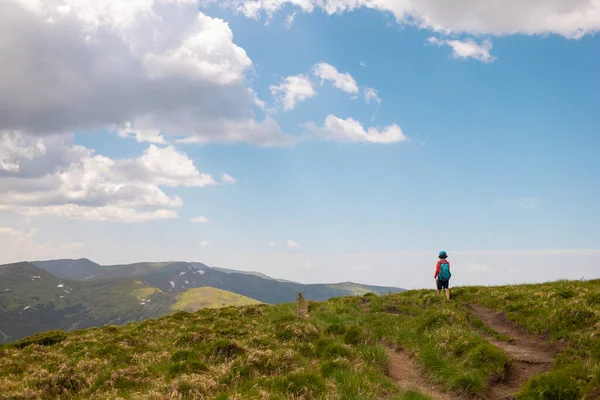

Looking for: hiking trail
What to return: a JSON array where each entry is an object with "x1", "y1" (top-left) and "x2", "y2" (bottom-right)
[
  {"x1": 468, "y1": 304, "x2": 557, "y2": 400},
  {"x1": 385, "y1": 347, "x2": 460, "y2": 400}
]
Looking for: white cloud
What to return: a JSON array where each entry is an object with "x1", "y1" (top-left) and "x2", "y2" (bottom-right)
[
  {"x1": 175, "y1": 116, "x2": 297, "y2": 147},
  {"x1": 287, "y1": 240, "x2": 300, "y2": 248},
  {"x1": 270, "y1": 74, "x2": 316, "y2": 111},
  {"x1": 0, "y1": 132, "x2": 46, "y2": 172},
  {"x1": 0, "y1": 132, "x2": 217, "y2": 222},
  {"x1": 190, "y1": 216, "x2": 210, "y2": 223},
  {"x1": 312, "y1": 63, "x2": 359, "y2": 94},
  {"x1": 364, "y1": 88, "x2": 382, "y2": 104},
  {"x1": 428, "y1": 37, "x2": 497, "y2": 63},
  {"x1": 117, "y1": 122, "x2": 166, "y2": 144},
  {"x1": 306, "y1": 115, "x2": 408, "y2": 144},
  {"x1": 359, "y1": 61, "x2": 367, "y2": 67},
  {"x1": 231, "y1": 0, "x2": 600, "y2": 39},
  {"x1": 141, "y1": 12, "x2": 252, "y2": 85},
  {"x1": 496, "y1": 197, "x2": 540, "y2": 211},
  {"x1": 268, "y1": 241, "x2": 276, "y2": 247},
  {"x1": 221, "y1": 173, "x2": 237, "y2": 184},
  {"x1": 200, "y1": 240, "x2": 211, "y2": 247},
  {"x1": 0, "y1": 0, "x2": 295, "y2": 147}
]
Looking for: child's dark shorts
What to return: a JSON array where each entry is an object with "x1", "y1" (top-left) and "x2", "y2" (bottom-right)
[{"x1": 436, "y1": 279, "x2": 449, "y2": 290}]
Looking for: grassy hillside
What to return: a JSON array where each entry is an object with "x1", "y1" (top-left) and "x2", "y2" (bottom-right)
[
  {"x1": 1, "y1": 279, "x2": 598, "y2": 399},
  {"x1": 171, "y1": 287, "x2": 262, "y2": 312}
]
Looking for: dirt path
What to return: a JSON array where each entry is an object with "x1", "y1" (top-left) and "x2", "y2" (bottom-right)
[
  {"x1": 385, "y1": 347, "x2": 464, "y2": 400},
  {"x1": 468, "y1": 304, "x2": 558, "y2": 400}
]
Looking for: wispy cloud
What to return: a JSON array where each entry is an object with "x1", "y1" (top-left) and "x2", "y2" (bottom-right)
[
  {"x1": 364, "y1": 88, "x2": 381, "y2": 105},
  {"x1": 190, "y1": 216, "x2": 210, "y2": 223},
  {"x1": 200, "y1": 240, "x2": 211, "y2": 247},
  {"x1": 287, "y1": 240, "x2": 300, "y2": 248},
  {"x1": 285, "y1": 12, "x2": 296, "y2": 28},
  {"x1": 428, "y1": 37, "x2": 497, "y2": 63},
  {"x1": 221, "y1": 173, "x2": 237, "y2": 184}
]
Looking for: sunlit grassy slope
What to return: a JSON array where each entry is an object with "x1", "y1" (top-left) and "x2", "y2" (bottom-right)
[
  {"x1": 171, "y1": 287, "x2": 262, "y2": 311},
  {"x1": 0, "y1": 279, "x2": 598, "y2": 399}
]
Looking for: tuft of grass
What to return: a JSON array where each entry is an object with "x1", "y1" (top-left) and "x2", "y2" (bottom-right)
[
  {"x1": 210, "y1": 338, "x2": 245, "y2": 361},
  {"x1": 517, "y1": 364, "x2": 586, "y2": 400},
  {"x1": 399, "y1": 390, "x2": 434, "y2": 400},
  {"x1": 13, "y1": 330, "x2": 67, "y2": 348},
  {"x1": 271, "y1": 371, "x2": 326, "y2": 397}
]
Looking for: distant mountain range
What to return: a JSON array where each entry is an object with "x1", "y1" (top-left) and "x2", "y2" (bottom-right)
[{"x1": 0, "y1": 258, "x2": 405, "y2": 343}]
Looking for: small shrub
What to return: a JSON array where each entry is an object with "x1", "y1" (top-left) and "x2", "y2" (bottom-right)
[
  {"x1": 37, "y1": 368, "x2": 86, "y2": 395},
  {"x1": 170, "y1": 310, "x2": 195, "y2": 321},
  {"x1": 241, "y1": 305, "x2": 265, "y2": 317},
  {"x1": 465, "y1": 343, "x2": 509, "y2": 380},
  {"x1": 315, "y1": 339, "x2": 351, "y2": 359},
  {"x1": 13, "y1": 330, "x2": 67, "y2": 349},
  {"x1": 358, "y1": 344, "x2": 389, "y2": 372},
  {"x1": 210, "y1": 339, "x2": 245, "y2": 361},
  {"x1": 517, "y1": 365, "x2": 586, "y2": 400},
  {"x1": 344, "y1": 326, "x2": 364, "y2": 346}
]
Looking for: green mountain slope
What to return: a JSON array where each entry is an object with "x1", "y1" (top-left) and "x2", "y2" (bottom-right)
[
  {"x1": 0, "y1": 263, "x2": 267, "y2": 343},
  {"x1": 1, "y1": 279, "x2": 598, "y2": 399},
  {"x1": 171, "y1": 287, "x2": 262, "y2": 312},
  {"x1": 0, "y1": 262, "x2": 173, "y2": 344},
  {"x1": 32, "y1": 259, "x2": 406, "y2": 303}
]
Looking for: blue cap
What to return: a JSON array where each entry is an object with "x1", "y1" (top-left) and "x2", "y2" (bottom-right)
[{"x1": 439, "y1": 250, "x2": 447, "y2": 257}]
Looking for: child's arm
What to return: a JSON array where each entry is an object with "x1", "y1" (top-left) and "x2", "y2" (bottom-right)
[{"x1": 434, "y1": 261, "x2": 440, "y2": 279}]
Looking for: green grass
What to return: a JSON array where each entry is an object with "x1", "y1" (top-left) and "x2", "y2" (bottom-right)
[
  {"x1": 0, "y1": 279, "x2": 598, "y2": 399},
  {"x1": 454, "y1": 279, "x2": 600, "y2": 399},
  {"x1": 170, "y1": 286, "x2": 263, "y2": 311}
]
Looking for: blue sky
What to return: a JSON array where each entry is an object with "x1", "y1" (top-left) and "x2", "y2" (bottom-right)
[{"x1": 0, "y1": 0, "x2": 599, "y2": 288}]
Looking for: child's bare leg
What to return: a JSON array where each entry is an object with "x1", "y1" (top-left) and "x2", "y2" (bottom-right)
[{"x1": 445, "y1": 288, "x2": 450, "y2": 300}]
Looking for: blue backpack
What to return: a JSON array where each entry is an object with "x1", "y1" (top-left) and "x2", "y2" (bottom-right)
[{"x1": 438, "y1": 260, "x2": 451, "y2": 280}]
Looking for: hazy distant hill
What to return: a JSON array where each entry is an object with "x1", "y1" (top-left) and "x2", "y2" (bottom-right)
[
  {"x1": 0, "y1": 262, "x2": 172, "y2": 343},
  {"x1": 33, "y1": 259, "x2": 405, "y2": 304}
]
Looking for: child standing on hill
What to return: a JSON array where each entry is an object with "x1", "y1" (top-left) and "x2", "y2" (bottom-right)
[{"x1": 434, "y1": 250, "x2": 451, "y2": 300}]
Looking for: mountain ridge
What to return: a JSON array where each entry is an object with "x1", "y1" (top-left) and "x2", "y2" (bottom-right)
[{"x1": 2, "y1": 259, "x2": 405, "y2": 343}]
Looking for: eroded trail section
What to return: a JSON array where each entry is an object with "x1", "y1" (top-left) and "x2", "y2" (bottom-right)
[
  {"x1": 385, "y1": 347, "x2": 461, "y2": 400},
  {"x1": 468, "y1": 304, "x2": 557, "y2": 399}
]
